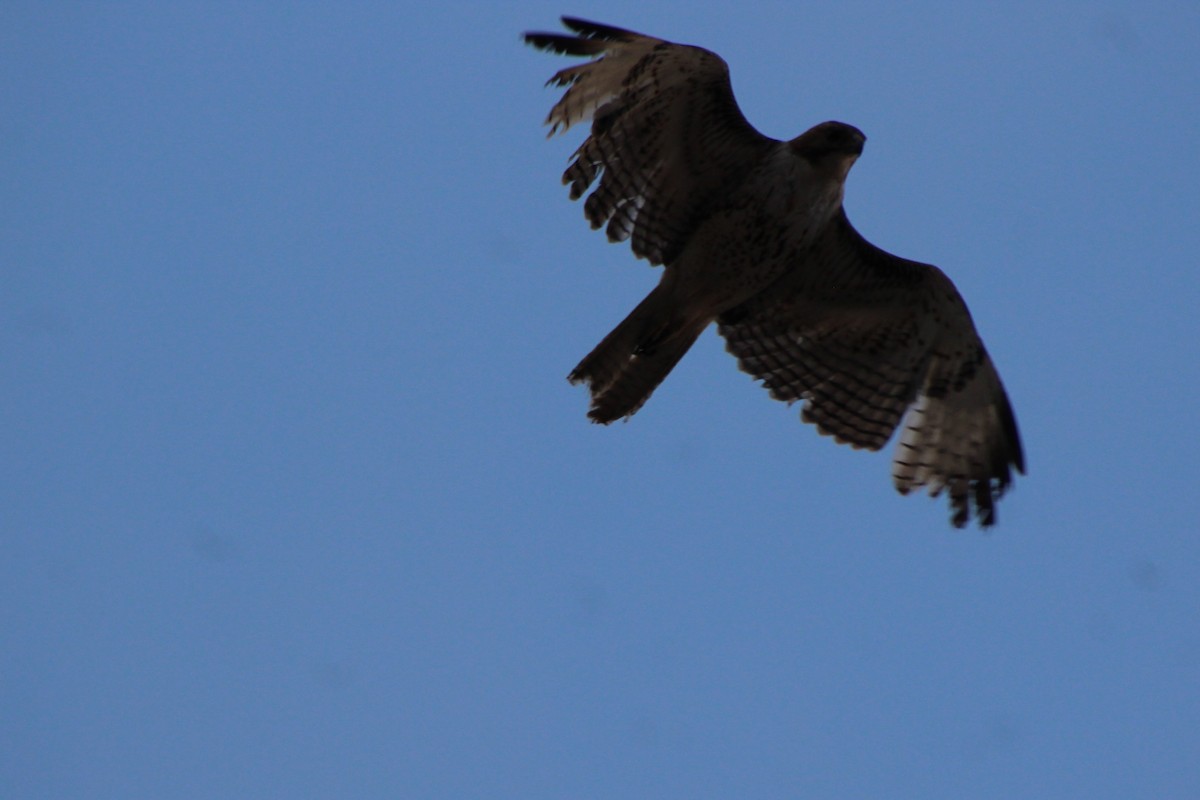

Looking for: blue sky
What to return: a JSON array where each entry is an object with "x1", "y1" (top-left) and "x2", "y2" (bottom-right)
[{"x1": 3, "y1": 2, "x2": 1198, "y2": 797}]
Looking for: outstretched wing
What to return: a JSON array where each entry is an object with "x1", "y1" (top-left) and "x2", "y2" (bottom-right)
[
  {"x1": 718, "y1": 210, "x2": 1025, "y2": 528},
  {"x1": 524, "y1": 17, "x2": 777, "y2": 265}
]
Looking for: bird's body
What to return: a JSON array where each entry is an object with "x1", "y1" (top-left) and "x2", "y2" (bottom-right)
[
  {"x1": 571, "y1": 136, "x2": 857, "y2": 422},
  {"x1": 525, "y1": 18, "x2": 1024, "y2": 528}
]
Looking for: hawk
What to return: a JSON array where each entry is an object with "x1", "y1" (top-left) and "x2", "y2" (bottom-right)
[{"x1": 524, "y1": 18, "x2": 1024, "y2": 528}]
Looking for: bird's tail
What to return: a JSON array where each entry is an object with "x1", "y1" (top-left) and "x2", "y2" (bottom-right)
[{"x1": 568, "y1": 286, "x2": 707, "y2": 424}]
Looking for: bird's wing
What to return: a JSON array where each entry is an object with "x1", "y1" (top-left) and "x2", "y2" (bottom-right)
[
  {"x1": 718, "y1": 210, "x2": 1024, "y2": 527},
  {"x1": 524, "y1": 17, "x2": 777, "y2": 265}
]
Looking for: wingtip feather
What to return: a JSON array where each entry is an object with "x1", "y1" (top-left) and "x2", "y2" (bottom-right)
[{"x1": 560, "y1": 17, "x2": 640, "y2": 41}]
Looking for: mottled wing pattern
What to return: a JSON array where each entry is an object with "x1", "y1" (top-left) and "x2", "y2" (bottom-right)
[
  {"x1": 718, "y1": 210, "x2": 1024, "y2": 527},
  {"x1": 523, "y1": 17, "x2": 777, "y2": 265}
]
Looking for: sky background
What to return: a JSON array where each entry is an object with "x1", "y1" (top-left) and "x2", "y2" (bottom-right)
[{"x1": 3, "y1": 2, "x2": 1199, "y2": 798}]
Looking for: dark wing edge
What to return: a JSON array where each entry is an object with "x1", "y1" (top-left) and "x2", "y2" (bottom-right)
[
  {"x1": 718, "y1": 210, "x2": 1024, "y2": 528},
  {"x1": 893, "y1": 343, "x2": 1025, "y2": 529},
  {"x1": 523, "y1": 17, "x2": 777, "y2": 265},
  {"x1": 523, "y1": 18, "x2": 642, "y2": 56}
]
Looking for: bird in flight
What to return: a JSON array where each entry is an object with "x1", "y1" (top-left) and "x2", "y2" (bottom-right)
[{"x1": 524, "y1": 18, "x2": 1024, "y2": 528}]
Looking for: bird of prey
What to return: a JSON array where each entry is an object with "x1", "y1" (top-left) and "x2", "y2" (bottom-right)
[{"x1": 524, "y1": 18, "x2": 1024, "y2": 528}]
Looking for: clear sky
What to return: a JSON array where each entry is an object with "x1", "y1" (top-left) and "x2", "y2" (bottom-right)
[{"x1": 4, "y1": 2, "x2": 1198, "y2": 798}]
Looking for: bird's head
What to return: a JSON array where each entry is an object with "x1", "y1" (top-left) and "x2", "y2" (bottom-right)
[{"x1": 789, "y1": 121, "x2": 865, "y2": 176}]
